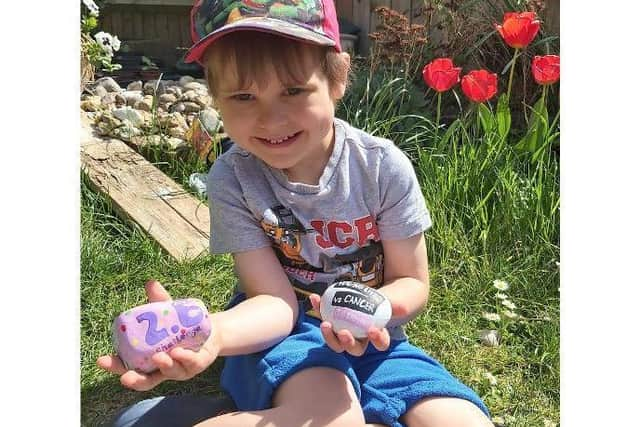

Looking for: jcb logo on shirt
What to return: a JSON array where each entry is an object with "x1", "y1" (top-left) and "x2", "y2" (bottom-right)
[{"x1": 310, "y1": 215, "x2": 380, "y2": 249}]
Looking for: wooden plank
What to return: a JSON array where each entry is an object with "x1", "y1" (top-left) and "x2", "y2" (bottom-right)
[
  {"x1": 155, "y1": 10, "x2": 169, "y2": 43},
  {"x1": 178, "y1": 8, "x2": 192, "y2": 48},
  {"x1": 355, "y1": 0, "x2": 371, "y2": 55},
  {"x1": 80, "y1": 115, "x2": 210, "y2": 262},
  {"x1": 132, "y1": 8, "x2": 144, "y2": 40},
  {"x1": 143, "y1": 9, "x2": 157, "y2": 40},
  {"x1": 393, "y1": 0, "x2": 412, "y2": 18},
  {"x1": 167, "y1": 11, "x2": 182, "y2": 54},
  {"x1": 545, "y1": 0, "x2": 560, "y2": 36},
  {"x1": 336, "y1": 0, "x2": 354, "y2": 22},
  {"x1": 107, "y1": 9, "x2": 123, "y2": 38},
  {"x1": 121, "y1": 6, "x2": 135, "y2": 38},
  {"x1": 369, "y1": 0, "x2": 390, "y2": 34}
]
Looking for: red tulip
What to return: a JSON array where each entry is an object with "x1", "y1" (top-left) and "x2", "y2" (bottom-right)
[
  {"x1": 532, "y1": 55, "x2": 560, "y2": 85},
  {"x1": 461, "y1": 70, "x2": 498, "y2": 103},
  {"x1": 422, "y1": 58, "x2": 462, "y2": 92},
  {"x1": 495, "y1": 12, "x2": 541, "y2": 49}
]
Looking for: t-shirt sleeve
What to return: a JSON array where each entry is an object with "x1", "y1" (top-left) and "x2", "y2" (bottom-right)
[
  {"x1": 207, "y1": 158, "x2": 271, "y2": 254},
  {"x1": 376, "y1": 144, "x2": 432, "y2": 240}
]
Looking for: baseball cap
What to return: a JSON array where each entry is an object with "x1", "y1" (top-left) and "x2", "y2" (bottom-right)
[{"x1": 185, "y1": 0, "x2": 342, "y2": 65}]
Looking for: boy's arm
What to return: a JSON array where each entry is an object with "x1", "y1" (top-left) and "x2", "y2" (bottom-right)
[
  {"x1": 212, "y1": 245, "x2": 300, "y2": 356},
  {"x1": 378, "y1": 232, "x2": 430, "y2": 327}
]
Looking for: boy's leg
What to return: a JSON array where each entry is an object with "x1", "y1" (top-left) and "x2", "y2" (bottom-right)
[
  {"x1": 194, "y1": 366, "x2": 367, "y2": 427},
  {"x1": 108, "y1": 394, "x2": 236, "y2": 427},
  {"x1": 401, "y1": 397, "x2": 494, "y2": 427},
  {"x1": 351, "y1": 340, "x2": 491, "y2": 427}
]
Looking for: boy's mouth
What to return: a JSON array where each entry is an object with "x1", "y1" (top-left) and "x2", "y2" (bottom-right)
[{"x1": 256, "y1": 131, "x2": 302, "y2": 146}]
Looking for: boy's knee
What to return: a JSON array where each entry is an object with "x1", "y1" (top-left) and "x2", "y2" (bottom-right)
[
  {"x1": 330, "y1": 409, "x2": 367, "y2": 427},
  {"x1": 402, "y1": 397, "x2": 493, "y2": 427}
]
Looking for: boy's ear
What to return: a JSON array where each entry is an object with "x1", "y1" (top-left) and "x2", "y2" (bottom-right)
[{"x1": 330, "y1": 52, "x2": 351, "y2": 101}]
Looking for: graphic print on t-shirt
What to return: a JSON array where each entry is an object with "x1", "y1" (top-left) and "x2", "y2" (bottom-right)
[
  {"x1": 260, "y1": 205, "x2": 312, "y2": 267},
  {"x1": 260, "y1": 205, "x2": 384, "y2": 317}
]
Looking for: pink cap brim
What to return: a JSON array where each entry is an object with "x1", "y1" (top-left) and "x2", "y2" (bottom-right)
[{"x1": 185, "y1": 17, "x2": 339, "y2": 65}]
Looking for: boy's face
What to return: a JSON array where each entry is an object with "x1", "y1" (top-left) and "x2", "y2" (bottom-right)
[{"x1": 209, "y1": 49, "x2": 347, "y2": 183}]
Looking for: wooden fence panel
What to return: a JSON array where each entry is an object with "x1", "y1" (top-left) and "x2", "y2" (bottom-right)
[
  {"x1": 102, "y1": 4, "x2": 193, "y2": 67},
  {"x1": 336, "y1": 0, "x2": 354, "y2": 22},
  {"x1": 100, "y1": 1, "x2": 558, "y2": 64}
]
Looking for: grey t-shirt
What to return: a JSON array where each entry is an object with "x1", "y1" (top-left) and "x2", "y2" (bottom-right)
[{"x1": 208, "y1": 118, "x2": 431, "y2": 338}]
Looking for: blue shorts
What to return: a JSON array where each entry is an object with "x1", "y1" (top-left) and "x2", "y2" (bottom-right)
[{"x1": 221, "y1": 294, "x2": 489, "y2": 427}]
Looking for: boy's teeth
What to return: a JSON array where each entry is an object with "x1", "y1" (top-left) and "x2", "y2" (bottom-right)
[{"x1": 267, "y1": 133, "x2": 295, "y2": 144}]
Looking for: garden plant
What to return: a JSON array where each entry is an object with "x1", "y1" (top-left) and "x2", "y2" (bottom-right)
[{"x1": 81, "y1": 3, "x2": 560, "y2": 426}]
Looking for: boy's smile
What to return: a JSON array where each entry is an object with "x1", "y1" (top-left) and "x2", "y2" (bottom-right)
[
  {"x1": 210, "y1": 50, "x2": 347, "y2": 185},
  {"x1": 256, "y1": 130, "x2": 302, "y2": 146}
]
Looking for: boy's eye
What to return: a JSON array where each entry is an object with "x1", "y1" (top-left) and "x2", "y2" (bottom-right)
[
  {"x1": 231, "y1": 93, "x2": 254, "y2": 101},
  {"x1": 285, "y1": 88, "x2": 304, "y2": 96}
]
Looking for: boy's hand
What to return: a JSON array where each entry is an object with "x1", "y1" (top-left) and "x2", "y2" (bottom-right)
[
  {"x1": 96, "y1": 280, "x2": 221, "y2": 391},
  {"x1": 309, "y1": 293, "x2": 391, "y2": 356}
]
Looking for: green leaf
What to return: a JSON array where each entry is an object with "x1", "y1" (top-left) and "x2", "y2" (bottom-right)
[
  {"x1": 496, "y1": 93, "x2": 511, "y2": 140},
  {"x1": 478, "y1": 103, "x2": 495, "y2": 135},
  {"x1": 515, "y1": 96, "x2": 550, "y2": 156},
  {"x1": 440, "y1": 119, "x2": 461, "y2": 147}
]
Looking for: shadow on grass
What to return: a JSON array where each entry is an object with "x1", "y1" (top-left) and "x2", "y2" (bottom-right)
[{"x1": 81, "y1": 360, "x2": 232, "y2": 427}]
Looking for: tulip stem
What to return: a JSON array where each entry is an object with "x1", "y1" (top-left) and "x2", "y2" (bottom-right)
[
  {"x1": 506, "y1": 48, "x2": 519, "y2": 104},
  {"x1": 436, "y1": 92, "x2": 442, "y2": 137}
]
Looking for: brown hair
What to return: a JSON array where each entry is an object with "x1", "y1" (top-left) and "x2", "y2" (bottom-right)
[{"x1": 203, "y1": 32, "x2": 350, "y2": 99}]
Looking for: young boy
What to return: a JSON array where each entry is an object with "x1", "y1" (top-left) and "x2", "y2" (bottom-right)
[{"x1": 98, "y1": 1, "x2": 494, "y2": 426}]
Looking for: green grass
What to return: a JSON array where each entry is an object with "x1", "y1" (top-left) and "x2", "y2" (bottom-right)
[{"x1": 81, "y1": 73, "x2": 559, "y2": 426}]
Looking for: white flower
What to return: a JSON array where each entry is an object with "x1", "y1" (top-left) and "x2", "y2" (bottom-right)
[
  {"x1": 481, "y1": 312, "x2": 501, "y2": 322},
  {"x1": 491, "y1": 416, "x2": 505, "y2": 426},
  {"x1": 503, "y1": 310, "x2": 519, "y2": 319},
  {"x1": 478, "y1": 329, "x2": 500, "y2": 347},
  {"x1": 94, "y1": 31, "x2": 116, "y2": 57},
  {"x1": 112, "y1": 35, "x2": 121, "y2": 52},
  {"x1": 543, "y1": 420, "x2": 557, "y2": 427},
  {"x1": 82, "y1": 0, "x2": 100, "y2": 16},
  {"x1": 492, "y1": 279, "x2": 510, "y2": 291},
  {"x1": 483, "y1": 371, "x2": 498, "y2": 386},
  {"x1": 495, "y1": 292, "x2": 508, "y2": 300},
  {"x1": 501, "y1": 299, "x2": 517, "y2": 310}
]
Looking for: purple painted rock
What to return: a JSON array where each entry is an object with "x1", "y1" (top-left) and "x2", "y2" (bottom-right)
[
  {"x1": 112, "y1": 298, "x2": 212, "y2": 373},
  {"x1": 319, "y1": 281, "x2": 391, "y2": 338}
]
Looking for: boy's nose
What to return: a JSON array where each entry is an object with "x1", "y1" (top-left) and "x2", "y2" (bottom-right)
[{"x1": 255, "y1": 103, "x2": 289, "y2": 131}]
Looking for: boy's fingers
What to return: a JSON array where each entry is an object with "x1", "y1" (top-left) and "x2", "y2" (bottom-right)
[
  {"x1": 152, "y1": 352, "x2": 188, "y2": 380},
  {"x1": 390, "y1": 301, "x2": 409, "y2": 319},
  {"x1": 337, "y1": 330, "x2": 367, "y2": 357},
  {"x1": 97, "y1": 355, "x2": 126, "y2": 375},
  {"x1": 98, "y1": 354, "x2": 166, "y2": 391},
  {"x1": 368, "y1": 327, "x2": 391, "y2": 351},
  {"x1": 320, "y1": 322, "x2": 344, "y2": 353},
  {"x1": 120, "y1": 369, "x2": 166, "y2": 392},
  {"x1": 309, "y1": 294, "x2": 321, "y2": 312},
  {"x1": 145, "y1": 279, "x2": 172, "y2": 302},
  {"x1": 169, "y1": 347, "x2": 210, "y2": 375}
]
